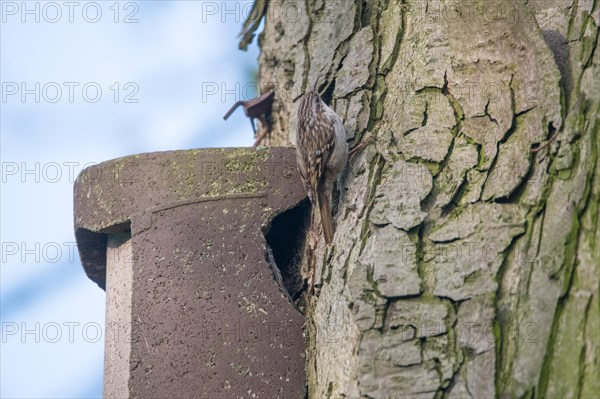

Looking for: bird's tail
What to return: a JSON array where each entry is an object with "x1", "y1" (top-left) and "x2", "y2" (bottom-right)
[{"x1": 317, "y1": 189, "x2": 334, "y2": 244}]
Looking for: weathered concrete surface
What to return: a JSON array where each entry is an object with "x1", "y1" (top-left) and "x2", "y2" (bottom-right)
[
  {"x1": 74, "y1": 147, "x2": 307, "y2": 399},
  {"x1": 103, "y1": 235, "x2": 133, "y2": 399}
]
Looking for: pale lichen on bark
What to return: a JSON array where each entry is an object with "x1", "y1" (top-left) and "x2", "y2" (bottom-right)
[{"x1": 253, "y1": 0, "x2": 598, "y2": 397}]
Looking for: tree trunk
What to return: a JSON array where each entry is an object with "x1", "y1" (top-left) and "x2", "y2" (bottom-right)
[{"x1": 255, "y1": 0, "x2": 598, "y2": 397}]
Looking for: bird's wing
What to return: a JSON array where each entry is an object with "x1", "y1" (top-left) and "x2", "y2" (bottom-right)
[
  {"x1": 296, "y1": 144, "x2": 312, "y2": 198},
  {"x1": 307, "y1": 117, "x2": 335, "y2": 193}
]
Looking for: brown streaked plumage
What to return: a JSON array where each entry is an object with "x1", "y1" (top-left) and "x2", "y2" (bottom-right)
[{"x1": 296, "y1": 86, "x2": 348, "y2": 244}]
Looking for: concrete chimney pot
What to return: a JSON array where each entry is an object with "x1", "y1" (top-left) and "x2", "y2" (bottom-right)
[{"x1": 73, "y1": 147, "x2": 306, "y2": 399}]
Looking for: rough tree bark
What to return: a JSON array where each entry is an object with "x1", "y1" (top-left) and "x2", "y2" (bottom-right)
[{"x1": 251, "y1": 0, "x2": 598, "y2": 397}]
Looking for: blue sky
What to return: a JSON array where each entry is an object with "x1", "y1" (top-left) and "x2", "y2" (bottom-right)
[{"x1": 1, "y1": 1, "x2": 259, "y2": 397}]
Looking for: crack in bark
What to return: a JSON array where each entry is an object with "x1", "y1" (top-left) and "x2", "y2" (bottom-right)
[
  {"x1": 576, "y1": 294, "x2": 594, "y2": 398},
  {"x1": 340, "y1": 241, "x2": 357, "y2": 285},
  {"x1": 379, "y1": 0, "x2": 407, "y2": 75},
  {"x1": 301, "y1": 0, "x2": 314, "y2": 92},
  {"x1": 494, "y1": 219, "x2": 534, "y2": 394},
  {"x1": 358, "y1": 153, "x2": 386, "y2": 254}
]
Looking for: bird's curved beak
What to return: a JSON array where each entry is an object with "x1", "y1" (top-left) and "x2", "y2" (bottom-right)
[{"x1": 312, "y1": 78, "x2": 320, "y2": 92}]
